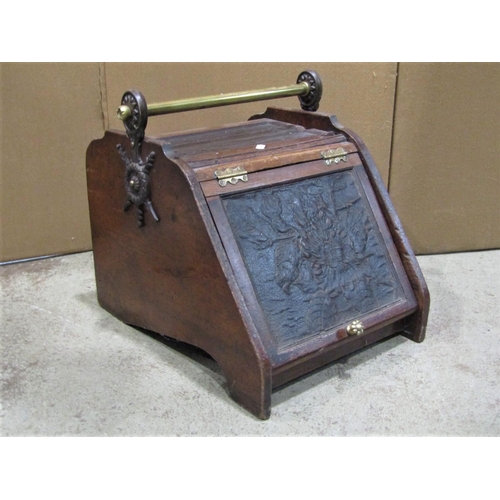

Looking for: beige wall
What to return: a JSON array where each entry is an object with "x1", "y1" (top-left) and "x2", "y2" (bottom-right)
[
  {"x1": 1, "y1": 63, "x2": 104, "y2": 262},
  {"x1": 1, "y1": 62, "x2": 498, "y2": 262},
  {"x1": 390, "y1": 63, "x2": 500, "y2": 254}
]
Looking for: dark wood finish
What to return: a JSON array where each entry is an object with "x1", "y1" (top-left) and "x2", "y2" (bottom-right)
[
  {"x1": 195, "y1": 142, "x2": 356, "y2": 184},
  {"x1": 201, "y1": 155, "x2": 358, "y2": 198},
  {"x1": 86, "y1": 108, "x2": 429, "y2": 419},
  {"x1": 272, "y1": 320, "x2": 406, "y2": 388},
  {"x1": 87, "y1": 131, "x2": 272, "y2": 419},
  {"x1": 250, "y1": 108, "x2": 430, "y2": 342},
  {"x1": 208, "y1": 164, "x2": 418, "y2": 370}
]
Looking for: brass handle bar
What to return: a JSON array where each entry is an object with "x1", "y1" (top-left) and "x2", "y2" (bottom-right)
[
  {"x1": 117, "y1": 71, "x2": 322, "y2": 146},
  {"x1": 118, "y1": 82, "x2": 310, "y2": 121}
]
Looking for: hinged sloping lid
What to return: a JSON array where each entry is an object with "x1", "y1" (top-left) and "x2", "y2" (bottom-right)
[
  {"x1": 206, "y1": 158, "x2": 418, "y2": 367},
  {"x1": 158, "y1": 118, "x2": 350, "y2": 169}
]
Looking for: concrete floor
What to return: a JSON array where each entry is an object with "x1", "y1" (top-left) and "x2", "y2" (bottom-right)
[{"x1": 1, "y1": 249, "x2": 499, "y2": 436}]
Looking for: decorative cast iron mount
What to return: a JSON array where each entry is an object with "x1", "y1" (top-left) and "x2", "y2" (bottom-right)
[
  {"x1": 116, "y1": 70, "x2": 323, "y2": 227},
  {"x1": 116, "y1": 90, "x2": 159, "y2": 228},
  {"x1": 296, "y1": 70, "x2": 322, "y2": 111}
]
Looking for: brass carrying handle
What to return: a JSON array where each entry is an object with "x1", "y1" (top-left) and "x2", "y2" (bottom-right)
[
  {"x1": 118, "y1": 82, "x2": 309, "y2": 120},
  {"x1": 117, "y1": 70, "x2": 322, "y2": 123}
]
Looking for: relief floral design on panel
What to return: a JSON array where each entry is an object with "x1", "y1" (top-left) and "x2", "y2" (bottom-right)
[{"x1": 223, "y1": 170, "x2": 403, "y2": 349}]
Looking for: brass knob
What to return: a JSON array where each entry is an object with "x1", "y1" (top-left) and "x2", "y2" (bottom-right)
[
  {"x1": 117, "y1": 105, "x2": 132, "y2": 121},
  {"x1": 346, "y1": 320, "x2": 364, "y2": 336}
]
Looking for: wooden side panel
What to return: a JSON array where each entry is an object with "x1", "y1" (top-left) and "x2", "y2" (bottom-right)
[
  {"x1": 331, "y1": 121, "x2": 430, "y2": 343},
  {"x1": 86, "y1": 131, "x2": 271, "y2": 419}
]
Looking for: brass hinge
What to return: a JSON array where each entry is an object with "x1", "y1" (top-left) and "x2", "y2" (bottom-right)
[
  {"x1": 321, "y1": 147, "x2": 348, "y2": 165},
  {"x1": 214, "y1": 166, "x2": 249, "y2": 187}
]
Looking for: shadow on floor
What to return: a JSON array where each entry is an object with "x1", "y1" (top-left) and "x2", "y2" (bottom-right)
[
  {"x1": 76, "y1": 288, "x2": 411, "y2": 418},
  {"x1": 133, "y1": 325, "x2": 408, "y2": 414}
]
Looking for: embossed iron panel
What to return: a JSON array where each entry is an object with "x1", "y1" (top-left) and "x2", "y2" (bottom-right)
[{"x1": 222, "y1": 169, "x2": 405, "y2": 351}]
